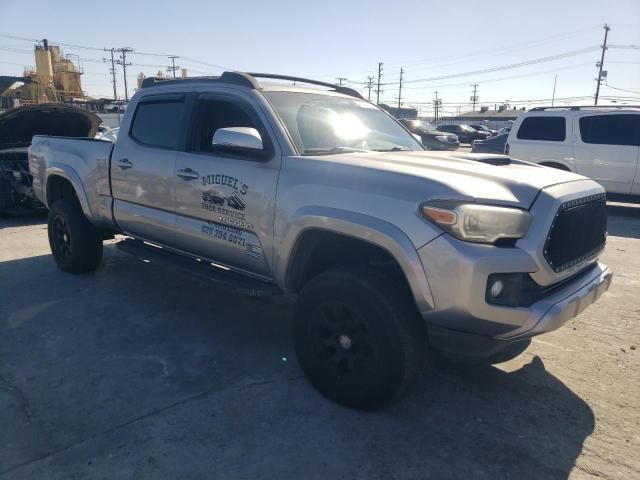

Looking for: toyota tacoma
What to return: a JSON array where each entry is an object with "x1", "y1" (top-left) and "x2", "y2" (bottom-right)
[{"x1": 29, "y1": 72, "x2": 612, "y2": 409}]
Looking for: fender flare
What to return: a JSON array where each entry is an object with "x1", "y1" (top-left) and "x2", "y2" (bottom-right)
[
  {"x1": 276, "y1": 206, "x2": 436, "y2": 314},
  {"x1": 45, "y1": 164, "x2": 94, "y2": 220}
]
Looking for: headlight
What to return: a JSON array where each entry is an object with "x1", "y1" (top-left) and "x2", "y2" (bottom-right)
[
  {"x1": 421, "y1": 201, "x2": 532, "y2": 244},
  {"x1": 435, "y1": 135, "x2": 448, "y2": 141}
]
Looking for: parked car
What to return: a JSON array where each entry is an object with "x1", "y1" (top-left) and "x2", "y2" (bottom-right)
[
  {"x1": 471, "y1": 133, "x2": 509, "y2": 154},
  {"x1": 497, "y1": 127, "x2": 512, "y2": 136},
  {"x1": 437, "y1": 124, "x2": 491, "y2": 143},
  {"x1": 470, "y1": 124, "x2": 498, "y2": 136},
  {"x1": 30, "y1": 72, "x2": 612, "y2": 409},
  {"x1": 0, "y1": 104, "x2": 100, "y2": 214},
  {"x1": 506, "y1": 106, "x2": 640, "y2": 201},
  {"x1": 398, "y1": 119, "x2": 459, "y2": 150}
]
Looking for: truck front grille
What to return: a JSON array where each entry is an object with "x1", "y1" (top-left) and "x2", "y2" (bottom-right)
[{"x1": 544, "y1": 193, "x2": 607, "y2": 273}]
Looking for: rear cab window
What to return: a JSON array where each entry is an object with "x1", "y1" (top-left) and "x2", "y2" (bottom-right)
[
  {"x1": 130, "y1": 96, "x2": 186, "y2": 149},
  {"x1": 516, "y1": 116, "x2": 566, "y2": 141},
  {"x1": 579, "y1": 114, "x2": 640, "y2": 146}
]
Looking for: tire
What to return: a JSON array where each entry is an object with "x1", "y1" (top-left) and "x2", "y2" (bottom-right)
[
  {"x1": 293, "y1": 267, "x2": 425, "y2": 410},
  {"x1": 48, "y1": 198, "x2": 103, "y2": 273}
]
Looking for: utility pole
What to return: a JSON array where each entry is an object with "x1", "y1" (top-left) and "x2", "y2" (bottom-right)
[
  {"x1": 103, "y1": 48, "x2": 118, "y2": 101},
  {"x1": 365, "y1": 76, "x2": 375, "y2": 101},
  {"x1": 115, "y1": 47, "x2": 133, "y2": 102},
  {"x1": 397, "y1": 67, "x2": 404, "y2": 109},
  {"x1": 336, "y1": 77, "x2": 347, "y2": 86},
  {"x1": 167, "y1": 55, "x2": 180, "y2": 79},
  {"x1": 470, "y1": 84, "x2": 479, "y2": 112},
  {"x1": 433, "y1": 91, "x2": 442, "y2": 123},
  {"x1": 376, "y1": 62, "x2": 383, "y2": 105},
  {"x1": 551, "y1": 75, "x2": 558, "y2": 106},
  {"x1": 594, "y1": 24, "x2": 611, "y2": 105}
]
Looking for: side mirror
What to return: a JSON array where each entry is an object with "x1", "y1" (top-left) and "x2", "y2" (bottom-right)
[{"x1": 212, "y1": 127, "x2": 264, "y2": 157}]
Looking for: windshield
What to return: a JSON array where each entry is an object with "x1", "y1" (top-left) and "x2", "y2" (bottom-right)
[
  {"x1": 460, "y1": 125, "x2": 477, "y2": 132},
  {"x1": 263, "y1": 91, "x2": 424, "y2": 155}
]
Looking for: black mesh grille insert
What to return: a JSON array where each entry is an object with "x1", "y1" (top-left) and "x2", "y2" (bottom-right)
[{"x1": 544, "y1": 193, "x2": 607, "y2": 273}]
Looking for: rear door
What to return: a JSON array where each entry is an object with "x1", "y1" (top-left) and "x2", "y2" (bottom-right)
[
  {"x1": 573, "y1": 113, "x2": 640, "y2": 194},
  {"x1": 172, "y1": 92, "x2": 281, "y2": 278},
  {"x1": 111, "y1": 93, "x2": 188, "y2": 244}
]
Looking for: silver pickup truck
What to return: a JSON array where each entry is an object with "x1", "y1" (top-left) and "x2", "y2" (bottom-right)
[{"x1": 29, "y1": 72, "x2": 612, "y2": 409}]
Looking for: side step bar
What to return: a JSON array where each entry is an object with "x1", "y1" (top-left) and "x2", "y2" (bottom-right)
[{"x1": 116, "y1": 238, "x2": 282, "y2": 297}]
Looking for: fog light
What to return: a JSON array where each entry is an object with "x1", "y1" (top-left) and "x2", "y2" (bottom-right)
[{"x1": 490, "y1": 280, "x2": 504, "y2": 298}]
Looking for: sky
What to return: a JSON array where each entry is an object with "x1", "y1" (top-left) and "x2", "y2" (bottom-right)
[{"x1": 1, "y1": 0, "x2": 639, "y2": 115}]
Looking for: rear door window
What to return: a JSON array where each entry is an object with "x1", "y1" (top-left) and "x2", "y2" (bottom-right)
[
  {"x1": 130, "y1": 98, "x2": 186, "y2": 149},
  {"x1": 516, "y1": 116, "x2": 566, "y2": 141},
  {"x1": 579, "y1": 114, "x2": 640, "y2": 146}
]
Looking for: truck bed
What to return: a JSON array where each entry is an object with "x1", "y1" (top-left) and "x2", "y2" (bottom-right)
[{"x1": 29, "y1": 136, "x2": 116, "y2": 229}]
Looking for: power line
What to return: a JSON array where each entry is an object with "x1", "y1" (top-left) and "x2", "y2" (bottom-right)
[
  {"x1": 604, "y1": 82, "x2": 640, "y2": 95},
  {"x1": 609, "y1": 44, "x2": 640, "y2": 50},
  {"x1": 391, "y1": 47, "x2": 600, "y2": 86}
]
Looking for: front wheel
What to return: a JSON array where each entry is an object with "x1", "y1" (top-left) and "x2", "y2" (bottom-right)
[
  {"x1": 293, "y1": 267, "x2": 425, "y2": 410},
  {"x1": 48, "y1": 198, "x2": 103, "y2": 273}
]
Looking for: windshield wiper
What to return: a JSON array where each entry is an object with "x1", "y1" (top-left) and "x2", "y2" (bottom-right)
[
  {"x1": 302, "y1": 147, "x2": 369, "y2": 155},
  {"x1": 373, "y1": 146, "x2": 414, "y2": 152}
]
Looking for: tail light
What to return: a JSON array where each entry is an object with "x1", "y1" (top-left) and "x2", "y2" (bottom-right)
[{"x1": 504, "y1": 142, "x2": 510, "y2": 155}]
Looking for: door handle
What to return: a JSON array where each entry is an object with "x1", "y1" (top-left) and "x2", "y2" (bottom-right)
[
  {"x1": 177, "y1": 168, "x2": 200, "y2": 180},
  {"x1": 117, "y1": 158, "x2": 133, "y2": 169}
]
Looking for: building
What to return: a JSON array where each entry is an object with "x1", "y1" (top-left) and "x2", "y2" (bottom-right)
[{"x1": 439, "y1": 105, "x2": 526, "y2": 128}]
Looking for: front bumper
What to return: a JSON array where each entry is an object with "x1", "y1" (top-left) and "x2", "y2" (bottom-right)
[{"x1": 418, "y1": 234, "x2": 612, "y2": 354}]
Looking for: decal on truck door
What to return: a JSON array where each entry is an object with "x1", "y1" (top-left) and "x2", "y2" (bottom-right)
[
  {"x1": 200, "y1": 173, "x2": 253, "y2": 228},
  {"x1": 200, "y1": 220, "x2": 262, "y2": 259}
]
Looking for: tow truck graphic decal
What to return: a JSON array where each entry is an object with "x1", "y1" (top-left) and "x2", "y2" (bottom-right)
[
  {"x1": 202, "y1": 190, "x2": 247, "y2": 211},
  {"x1": 200, "y1": 174, "x2": 249, "y2": 212}
]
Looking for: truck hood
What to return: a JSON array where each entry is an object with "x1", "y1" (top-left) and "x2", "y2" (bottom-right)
[
  {"x1": 303, "y1": 150, "x2": 586, "y2": 208},
  {"x1": 0, "y1": 104, "x2": 101, "y2": 148}
]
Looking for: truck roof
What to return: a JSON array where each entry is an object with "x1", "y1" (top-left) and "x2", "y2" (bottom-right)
[{"x1": 140, "y1": 71, "x2": 364, "y2": 100}]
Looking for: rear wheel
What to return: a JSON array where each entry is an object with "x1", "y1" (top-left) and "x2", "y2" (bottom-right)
[
  {"x1": 293, "y1": 267, "x2": 424, "y2": 410},
  {"x1": 48, "y1": 198, "x2": 103, "y2": 273}
]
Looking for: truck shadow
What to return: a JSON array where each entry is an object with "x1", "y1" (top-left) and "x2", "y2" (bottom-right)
[
  {"x1": 0, "y1": 211, "x2": 47, "y2": 229},
  {"x1": 0, "y1": 248, "x2": 594, "y2": 479}
]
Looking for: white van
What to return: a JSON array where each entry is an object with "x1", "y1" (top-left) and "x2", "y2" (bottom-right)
[{"x1": 506, "y1": 107, "x2": 640, "y2": 200}]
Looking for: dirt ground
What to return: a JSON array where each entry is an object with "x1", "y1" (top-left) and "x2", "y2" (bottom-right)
[{"x1": 1, "y1": 204, "x2": 638, "y2": 480}]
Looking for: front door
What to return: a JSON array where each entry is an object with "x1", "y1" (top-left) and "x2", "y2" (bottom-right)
[
  {"x1": 111, "y1": 94, "x2": 188, "y2": 245},
  {"x1": 173, "y1": 93, "x2": 281, "y2": 278},
  {"x1": 573, "y1": 113, "x2": 640, "y2": 195}
]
